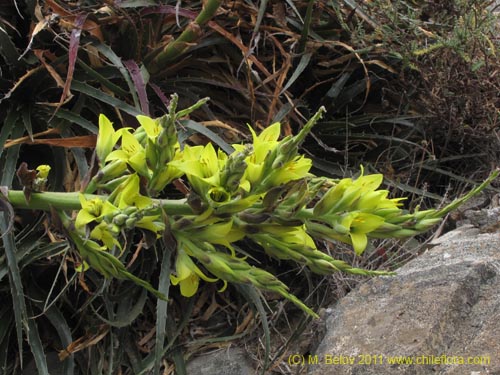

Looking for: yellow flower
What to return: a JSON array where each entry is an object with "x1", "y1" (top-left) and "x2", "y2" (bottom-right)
[
  {"x1": 169, "y1": 143, "x2": 227, "y2": 196},
  {"x1": 313, "y1": 178, "x2": 353, "y2": 216},
  {"x1": 170, "y1": 247, "x2": 218, "y2": 297},
  {"x1": 110, "y1": 173, "x2": 152, "y2": 210},
  {"x1": 258, "y1": 224, "x2": 317, "y2": 249},
  {"x1": 95, "y1": 114, "x2": 123, "y2": 164},
  {"x1": 108, "y1": 174, "x2": 164, "y2": 235},
  {"x1": 135, "y1": 215, "x2": 165, "y2": 235},
  {"x1": 90, "y1": 222, "x2": 121, "y2": 250},
  {"x1": 233, "y1": 123, "x2": 281, "y2": 190},
  {"x1": 106, "y1": 129, "x2": 149, "y2": 177},
  {"x1": 341, "y1": 212, "x2": 385, "y2": 255},
  {"x1": 75, "y1": 194, "x2": 118, "y2": 229},
  {"x1": 234, "y1": 122, "x2": 313, "y2": 191},
  {"x1": 265, "y1": 155, "x2": 312, "y2": 187},
  {"x1": 182, "y1": 219, "x2": 245, "y2": 250},
  {"x1": 35, "y1": 165, "x2": 51, "y2": 179},
  {"x1": 136, "y1": 115, "x2": 162, "y2": 140}
]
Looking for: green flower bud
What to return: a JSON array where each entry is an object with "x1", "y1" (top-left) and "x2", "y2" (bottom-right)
[
  {"x1": 238, "y1": 211, "x2": 270, "y2": 224},
  {"x1": 112, "y1": 213, "x2": 129, "y2": 226},
  {"x1": 386, "y1": 228, "x2": 419, "y2": 238},
  {"x1": 412, "y1": 217, "x2": 442, "y2": 231},
  {"x1": 125, "y1": 218, "x2": 137, "y2": 229},
  {"x1": 123, "y1": 206, "x2": 139, "y2": 216}
]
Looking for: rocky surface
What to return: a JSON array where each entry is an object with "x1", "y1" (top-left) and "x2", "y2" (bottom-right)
[
  {"x1": 185, "y1": 347, "x2": 254, "y2": 375},
  {"x1": 309, "y1": 225, "x2": 500, "y2": 375}
]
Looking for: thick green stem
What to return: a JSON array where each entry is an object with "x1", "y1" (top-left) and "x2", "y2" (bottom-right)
[
  {"x1": 146, "y1": 0, "x2": 223, "y2": 75},
  {"x1": 6, "y1": 190, "x2": 194, "y2": 215}
]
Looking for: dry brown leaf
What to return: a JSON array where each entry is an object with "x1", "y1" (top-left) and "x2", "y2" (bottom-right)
[
  {"x1": 58, "y1": 325, "x2": 109, "y2": 361},
  {"x1": 234, "y1": 309, "x2": 253, "y2": 335},
  {"x1": 34, "y1": 49, "x2": 66, "y2": 88},
  {"x1": 45, "y1": 0, "x2": 104, "y2": 41},
  {"x1": 201, "y1": 293, "x2": 221, "y2": 321},
  {"x1": 5, "y1": 135, "x2": 97, "y2": 149}
]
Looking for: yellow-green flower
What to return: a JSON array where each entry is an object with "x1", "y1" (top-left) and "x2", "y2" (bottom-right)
[
  {"x1": 75, "y1": 194, "x2": 118, "y2": 229},
  {"x1": 313, "y1": 178, "x2": 353, "y2": 216},
  {"x1": 233, "y1": 122, "x2": 313, "y2": 191},
  {"x1": 356, "y1": 189, "x2": 404, "y2": 212},
  {"x1": 341, "y1": 212, "x2": 385, "y2": 255},
  {"x1": 314, "y1": 168, "x2": 401, "y2": 216},
  {"x1": 181, "y1": 219, "x2": 245, "y2": 250},
  {"x1": 170, "y1": 247, "x2": 218, "y2": 297},
  {"x1": 96, "y1": 114, "x2": 123, "y2": 164},
  {"x1": 90, "y1": 222, "x2": 121, "y2": 250},
  {"x1": 137, "y1": 115, "x2": 162, "y2": 140},
  {"x1": 135, "y1": 215, "x2": 165, "y2": 235},
  {"x1": 147, "y1": 160, "x2": 184, "y2": 196},
  {"x1": 109, "y1": 174, "x2": 164, "y2": 234},
  {"x1": 36, "y1": 165, "x2": 51, "y2": 179},
  {"x1": 233, "y1": 123, "x2": 281, "y2": 190},
  {"x1": 33, "y1": 164, "x2": 51, "y2": 191},
  {"x1": 111, "y1": 173, "x2": 153, "y2": 210},
  {"x1": 106, "y1": 129, "x2": 149, "y2": 177},
  {"x1": 265, "y1": 155, "x2": 312, "y2": 187},
  {"x1": 136, "y1": 115, "x2": 163, "y2": 168},
  {"x1": 258, "y1": 224, "x2": 317, "y2": 249},
  {"x1": 170, "y1": 143, "x2": 227, "y2": 196}
]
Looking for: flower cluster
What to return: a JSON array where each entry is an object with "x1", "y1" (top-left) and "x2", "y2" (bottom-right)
[{"x1": 64, "y1": 96, "x2": 496, "y2": 317}]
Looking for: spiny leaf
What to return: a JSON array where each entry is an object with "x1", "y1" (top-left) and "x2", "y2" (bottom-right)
[
  {"x1": 71, "y1": 81, "x2": 142, "y2": 116},
  {"x1": 26, "y1": 304, "x2": 49, "y2": 375}
]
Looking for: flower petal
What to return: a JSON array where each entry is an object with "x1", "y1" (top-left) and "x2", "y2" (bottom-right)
[
  {"x1": 350, "y1": 231, "x2": 368, "y2": 255},
  {"x1": 75, "y1": 210, "x2": 97, "y2": 229},
  {"x1": 179, "y1": 273, "x2": 199, "y2": 297},
  {"x1": 137, "y1": 115, "x2": 161, "y2": 139},
  {"x1": 96, "y1": 114, "x2": 118, "y2": 163}
]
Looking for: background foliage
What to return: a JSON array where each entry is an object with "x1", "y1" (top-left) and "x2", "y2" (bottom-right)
[{"x1": 0, "y1": 0, "x2": 498, "y2": 373}]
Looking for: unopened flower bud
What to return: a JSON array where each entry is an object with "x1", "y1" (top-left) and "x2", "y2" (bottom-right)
[{"x1": 112, "y1": 214, "x2": 128, "y2": 226}]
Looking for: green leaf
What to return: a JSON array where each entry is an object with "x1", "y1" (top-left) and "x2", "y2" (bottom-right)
[
  {"x1": 0, "y1": 111, "x2": 17, "y2": 160},
  {"x1": 28, "y1": 288, "x2": 74, "y2": 375},
  {"x1": 298, "y1": 0, "x2": 315, "y2": 53},
  {"x1": 76, "y1": 58, "x2": 131, "y2": 97},
  {"x1": 0, "y1": 223, "x2": 25, "y2": 363},
  {"x1": 234, "y1": 284, "x2": 270, "y2": 375},
  {"x1": 0, "y1": 321, "x2": 11, "y2": 372},
  {"x1": 0, "y1": 26, "x2": 21, "y2": 65},
  {"x1": 60, "y1": 127, "x2": 90, "y2": 180},
  {"x1": 0, "y1": 124, "x2": 27, "y2": 367},
  {"x1": 71, "y1": 80, "x2": 142, "y2": 116},
  {"x1": 180, "y1": 119, "x2": 234, "y2": 154},
  {"x1": 91, "y1": 287, "x2": 147, "y2": 328},
  {"x1": 93, "y1": 42, "x2": 141, "y2": 110},
  {"x1": 154, "y1": 238, "x2": 174, "y2": 375},
  {"x1": 21, "y1": 106, "x2": 34, "y2": 141},
  {"x1": 0, "y1": 305, "x2": 12, "y2": 371},
  {"x1": 52, "y1": 108, "x2": 98, "y2": 134},
  {"x1": 26, "y1": 304, "x2": 49, "y2": 375},
  {"x1": 280, "y1": 52, "x2": 312, "y2": 94}
]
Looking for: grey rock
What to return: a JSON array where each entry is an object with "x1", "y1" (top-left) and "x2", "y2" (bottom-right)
[
  {"x1": 457, "y1": 207, "x2": 500, "y2": 229},
  {"x1": 186, "y1": 347, "x2": 255, "y2": 375},
  {"x1": 309, "y1": 228, "x2": 500, "y2": 375}
]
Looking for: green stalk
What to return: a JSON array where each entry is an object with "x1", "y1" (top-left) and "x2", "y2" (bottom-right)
[
  {"x1": 6, "y1": 190, "x2": 193, "y2": 215},
  {"x1": 146, "y1": 0, "x2": 223, "y2": 75}
]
